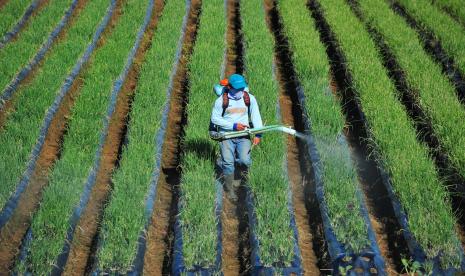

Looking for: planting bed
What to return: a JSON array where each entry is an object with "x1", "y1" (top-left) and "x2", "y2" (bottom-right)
[
  {"x1": 0, "y1": 0, "x2": 41, "y2": 47},
  {"x1": 174, "y1": 0, "x2": 224, "y2": 273},
  {"x1": 1, "y1": 0, "x2": 465, "y2": 274}
]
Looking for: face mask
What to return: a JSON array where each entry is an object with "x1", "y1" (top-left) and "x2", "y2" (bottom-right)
[{"x1": 228, "y1": 88, "x2": 244, "y2": 100}]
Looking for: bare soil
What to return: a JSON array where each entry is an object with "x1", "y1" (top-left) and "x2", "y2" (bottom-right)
[
  {"x1": 0, "y1": 0, "x2": 8, "y2": 10},
  {"x1": 219, "y1": 1, "x2": 251, "y2": 275},
  {"x1": 62, "y1": 0, "x2": 165, "y2": 274},
  {"x1": 264, "y1": 0, "x2": 330, "y2": 273},
  {"x1": 0, "y1": 0, "x2": 122, "y2": 273},
  {"x1": 143, "y1": 0, "x2": 201, "y2": 274}
]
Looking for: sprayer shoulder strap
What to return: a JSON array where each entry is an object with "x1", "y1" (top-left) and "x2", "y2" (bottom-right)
[{"x1": 221, "y1": 91, "x2": 251, "y2": 117}]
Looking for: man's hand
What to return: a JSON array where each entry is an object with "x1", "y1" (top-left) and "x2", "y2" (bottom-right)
[
  {"x1": 234, "y1": 123, "x2": 247, "y2": 131},
  {"x1": 253, "y1": 136, "x2": 261, "y2": 146}
]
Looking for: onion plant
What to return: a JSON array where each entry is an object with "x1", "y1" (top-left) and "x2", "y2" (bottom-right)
[
  {"x1": 0, "y1": 0, "x2": 36, "y2": 37},
  {"x1": 96, "y1": 0, "x2": 187, "y2": 272},
  {"x1": 431, "y1": 0, "x2": 465, "y2": 27},
  {"x1": 0, "y1": 0, "x2": 110, "y2": 212},
  {"x1": 318, "y1": 0, "x2": 462, "y2": 268},
  {"x1": 277, "y1": 0, "x2": 370, "y2": 253},
  {"x1": 17, "y1": 0, "x2": 151, "y2": 273},
  {"x1": 358, "y1": 0, "x2": 465, "y2": 190},
  {"x1": 395, "y1": 0, "x2": 465, "y2": 77},
  {"x1": 0, "y1": 0, "x2": 74, "y2": 93},
  {"x1": 178, "y1": 0, "x2": 225, "y2": 269},
  {"x1": 241, "y1": 0, "x2": 295, "y2": 266}
]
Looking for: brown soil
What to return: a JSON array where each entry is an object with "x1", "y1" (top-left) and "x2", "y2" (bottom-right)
[
  {"x1": 0, "y1": 0, "x2": 8, "y2": 11},
  {"x1": 143, "y1": 0, "x2": 201, "y2": 274},
  {"x1": 31, "y1": 0, "x2": 50, "y2": 18},
  {"x1": 220, "y1": 1, "x2": 251, "y2": 275},
  {"x1": 274, "y1": 51, "x2": 320, "y2": 276},
  {"x1": 0, "y1": 1, "x2": 123, "y2": 274},
  {"x1": 62, "y1": 0, "x2": 165, "y2": 274},
  {"x1": 263, "y1": 0, "x2": 322, "y2": 274},
  {"x1": 0, "y1": 100, "x2": 13, "y2": 130}
]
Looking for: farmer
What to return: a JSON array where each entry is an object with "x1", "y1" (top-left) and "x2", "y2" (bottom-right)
[{"x1": 210, "y1": 74, "x2": 263, "y2": 201}]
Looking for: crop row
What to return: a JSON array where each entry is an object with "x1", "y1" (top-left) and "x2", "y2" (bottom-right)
[
  {"x1": 432, "y1": 0, "x2": 465, "y2": 26},
  {"x1": 95, "y1": 0, "x2": 188, "y2": 272},
  {"x1": 278, "y1": 0, "x2": 368, "y2": 255},
  {"x1": 395, "y1": 0, "x2": 465, "y2": 79},
  {"x1": 241, "y1": 0, "x2": 298, "y2": 269},
  {"x1": 0, "y1": 0, "x2": 111, "y2": 223},
  {"x1": 0, "y1": 0, "x2": 75, "y2": 98},
  {"x1": 177, "y1": 0, "x2": 224, "y2": 271},
  {"x1": 317, "y1": 0, "x2": 462, "y2": 270},
  {"x1": 277, "y1": 0, "x2": 385, "y2": 271},
  {"x1": 357, "y1": 0, "x2": 465, "y2": 180},
  {"x1": 0, "y1": 0, "x2": 36, "y2": 38},
  {"x1": 0, "y1": 0, "x2": 39, "y2": 47},
  {"x1": 15, "y1": 0, "x2": 152, "y2": 273}
]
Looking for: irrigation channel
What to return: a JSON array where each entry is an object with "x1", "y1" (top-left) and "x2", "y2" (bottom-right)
[{"x1": 347, "y1": 0, "x2": 465, "y2": 252}]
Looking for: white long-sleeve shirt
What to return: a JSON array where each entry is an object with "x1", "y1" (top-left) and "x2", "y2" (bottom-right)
[{"x1": 210, "y1": 93, "x2": 263, "y2": 132}]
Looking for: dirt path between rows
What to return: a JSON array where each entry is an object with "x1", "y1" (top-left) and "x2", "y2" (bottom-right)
[
  {"x1": 0, "y1": 1, "x2": 123, "y2": 274},
  {"x1": 63, "y1": 0, "x2": 165, "y2": 274},
  {"x1": 219, "y1": 1, "x2": 251, "y2": 275},
  {"x1": 142, "y1": 1, "x2": 201, "y2": 274},
  {"x1": 264, "y1": 0, "x2": 329, "y2": 274}
]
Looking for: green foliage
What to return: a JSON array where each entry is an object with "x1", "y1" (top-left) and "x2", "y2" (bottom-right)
[
  {"x1": 241, "y1": 0, "x2": 295, "y2": 266},
  {"x1": 0, "y1": 0, "x2": 35, "y2": 37},
  {"x1": 179, "y1": 0, "x2": 225, "y2": 269},
  {"x1": 396, "y1": 0, "x2": 465, "y2": 76},
  {"x1": 431, "y1": 0, "x2": 465, "y2": 27},
  {"x1": 96, "y1": 0, "x2": 187, "y2": 272},
  {"x1": 277, "y1": 0, "x2": 369, "y2": 253},
  {"x1": 0, "y1": 0, "x2": 74, "y2": 93},
  {"x1": 17, "y1": 0, "x2": 150, "y2": 273},
  {"x1": 318, "y1": 0, "x2": 462, "y2": 268},
  {"x1": 0, "y1": 0, "x2": 109, "y2": 212},
  {"x1": 359, "y1": 0, "x2": 465, "y2": 183}
]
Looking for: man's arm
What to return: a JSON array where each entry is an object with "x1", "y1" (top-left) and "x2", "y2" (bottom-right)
[
  {"x1": 211, "y1": 98, "x2": 234, "y2": 130},
  {"x1": 250, "y1": 95, "x2": 263, "y2": 144},
  {"x1": 250, "y1": 95, "x2": 263, "y2": 129}
]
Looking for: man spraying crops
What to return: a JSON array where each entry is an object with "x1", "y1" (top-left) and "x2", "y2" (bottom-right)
[{"x1": 210, "y1": 74, "x2": 263, "y2": 201}]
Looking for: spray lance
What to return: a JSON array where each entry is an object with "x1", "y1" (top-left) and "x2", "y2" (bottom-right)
[
  {"x1": 210, "y1": 125, "x2": 306, "y2": 141},
  {"x1": 210, "y1": 80, "x2": 306, "y2": 141}
]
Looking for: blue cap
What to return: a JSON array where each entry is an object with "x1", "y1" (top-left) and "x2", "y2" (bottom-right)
[{"x1": 228, "y1": 74, "x2": 247, "y2": 89}]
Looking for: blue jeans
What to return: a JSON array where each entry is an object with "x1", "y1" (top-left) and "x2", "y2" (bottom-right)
[{"x1": 220, "y1": 137, "x2": 251, "y2": 176}]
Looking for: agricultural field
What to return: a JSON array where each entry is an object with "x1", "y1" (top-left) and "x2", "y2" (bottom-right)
[{"x1": 0, "y1": 0, "x2": 464, "y2": 275}]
